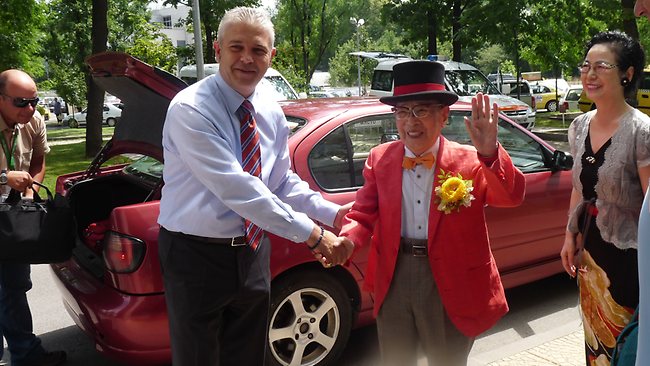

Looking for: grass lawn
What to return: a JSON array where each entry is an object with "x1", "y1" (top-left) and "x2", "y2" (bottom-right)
[
  {"x1": 534, "y1": 111, "x2": 581, "y2": 128},
  {"x1": 41, "y1": 141, "x2": 131, "y2": 192},
  {"x1": 46, "y1": 125, "x2": 114, "y2": 140}
]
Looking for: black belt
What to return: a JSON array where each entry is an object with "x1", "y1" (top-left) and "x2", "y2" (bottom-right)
[
  {"x1": 400, "y1": 237, "x2": 428, "y2": 257},
  {"x1": 163, "y1": 227, "x2": 247, "y2": 246}
]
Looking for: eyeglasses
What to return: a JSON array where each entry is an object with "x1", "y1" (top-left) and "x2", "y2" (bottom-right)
[
  {"x1": 578, "y1": 61, "x2": 618, "y2": 74},
  {"x1": 1, "y1": 94, "x2": 39, "y2": 108},
  {"x1": 392, "y1": 104, "x2": 442, "y2": 120}
]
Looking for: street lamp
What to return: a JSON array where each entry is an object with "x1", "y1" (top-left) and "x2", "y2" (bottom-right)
[{"x1": 350, "y1": 17, "x2": 365, "y2": 96}]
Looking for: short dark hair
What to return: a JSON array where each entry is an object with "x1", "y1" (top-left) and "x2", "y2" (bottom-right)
[{"x1": 584, "y1": 30, "x2": 646, "y2": 99}]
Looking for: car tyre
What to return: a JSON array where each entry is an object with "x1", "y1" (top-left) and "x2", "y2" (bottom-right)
[
  {"x1": 68, "y1": 118, "x2": 79, "y2": 128},
  {"x1": 545, "y1": 100, "x2": 558, "y2": 112},
  {"x1": 106, "y1": 117, "x2": 117, "y2": 127},
  {"x1": 267, "y1": 271, "x2": 352, "y2": 366}
]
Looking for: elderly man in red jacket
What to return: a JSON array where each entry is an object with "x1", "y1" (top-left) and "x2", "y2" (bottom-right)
[{"x1": 338, "y1": 60, "x2": 526, "y2": 365}]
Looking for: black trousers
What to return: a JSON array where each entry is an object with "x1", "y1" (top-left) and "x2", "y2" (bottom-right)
[{"x1": 158, "y1": 227, "x2": 271, "y2": 366}]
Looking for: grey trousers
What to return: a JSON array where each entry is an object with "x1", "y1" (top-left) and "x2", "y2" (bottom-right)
[{"x1": 376, "y1": 252, "x2": 474, "y2": 366}]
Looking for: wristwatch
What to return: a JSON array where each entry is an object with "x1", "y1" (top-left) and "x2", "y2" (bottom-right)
[{"x1": 0, "y1": 170, "x2": 7, "y2": 185}]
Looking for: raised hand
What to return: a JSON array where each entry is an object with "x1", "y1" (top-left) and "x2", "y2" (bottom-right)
[{"x1": 463, "y1": 92, "x2": 499, "y2": 157}]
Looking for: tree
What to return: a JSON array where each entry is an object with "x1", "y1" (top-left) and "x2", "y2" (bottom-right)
[
  {"x1": 44, "y1": 0, "x2": 177, "y2": 157},
  {"x1": 0, "y1": 0, "x2": 46, "y2": 75},
  {"x1": 274, "y1": 0, "x2": 359, "y2": 86},
  {"x1": 163, "y1": 0, "x2": 259, "y2": 65}
]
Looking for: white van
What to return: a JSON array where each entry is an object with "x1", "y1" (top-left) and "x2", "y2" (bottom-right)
[
  {"x1": 370, "y1": 58, "x2": 536, "y2": 129},
  {"x1": 178, "y1": 63, "x2": 301, "y2": 101}
]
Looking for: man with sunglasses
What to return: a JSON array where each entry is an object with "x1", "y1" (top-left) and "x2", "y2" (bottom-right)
[
  {"x1": 0, "y1": 69, "x2": 65, "y2": 366},
  {"x1": 338, "y1": 60, "x2": 526, "y2": 365}
]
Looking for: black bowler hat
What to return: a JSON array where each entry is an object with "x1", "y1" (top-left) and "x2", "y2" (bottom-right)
[{"x1": 380, "y1": 60, "x2": 458, "y2": 106}]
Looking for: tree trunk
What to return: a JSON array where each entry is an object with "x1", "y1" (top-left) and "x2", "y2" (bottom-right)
[
  {"x1": 621, "y1": 0, "x2": 639, "y2": 40},
  {"x1": 426, "y1": 9, "x2": 437, "y2": 56},
  {"x1": 452, "y1": 0, "x2": 462, "y2": 61},
  {"x1": 86, "y1": 0, "x2": 108, "y2": 158}
]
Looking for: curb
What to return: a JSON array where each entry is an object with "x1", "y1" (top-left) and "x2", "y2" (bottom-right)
[
  {"x1": 469, "y1": 319, "x2": 583, "y2": 366},
  {"x1": 533, "y1": 131, "x2": 568, "y2": 142}
]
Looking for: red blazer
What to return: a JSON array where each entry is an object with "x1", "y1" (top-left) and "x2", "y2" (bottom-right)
[{"x1": 340, "y1": 137, "x2": 526, "y2": 337}]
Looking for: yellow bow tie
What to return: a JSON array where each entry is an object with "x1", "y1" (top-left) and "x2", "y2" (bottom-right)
[{"x1": 402, "y1": 153, "x2": 435, "y2": 170}]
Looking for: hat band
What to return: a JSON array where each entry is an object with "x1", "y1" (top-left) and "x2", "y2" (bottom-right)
[{"x1": 394, "y1": 83, "x2": 445, "y2": 96}]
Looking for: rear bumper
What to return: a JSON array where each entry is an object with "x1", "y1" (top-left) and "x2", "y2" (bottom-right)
[{"x1": 50, "y1": 260, "x2": 170, "y2": 366}]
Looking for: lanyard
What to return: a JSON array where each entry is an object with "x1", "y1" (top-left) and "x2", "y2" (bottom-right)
[{"x1": 0, "y1": 129, "x2": 18, "y2": 170}]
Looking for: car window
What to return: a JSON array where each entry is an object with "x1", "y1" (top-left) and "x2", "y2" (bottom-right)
[
  {"x1": 640, "y1": 72, "x2": 650, "y2": 90},
  {"x1": 308, "y1": 110, "x2": 550, "y2": 192},
  {"x1": 445, "y1": 111, "x2": 547, "y2": 172},
  {"x1": 371, "y1": 70, "x2": 393, "y2": 93},
  {"x1": 566, "y1": 89, "x2": 581, "y2": 101},
  {"x1": 265, "y1": 75, "x2": 297, "y2": 100},
  {"x1": 309, "y1": 114, "x2": 397, "y2": 190},
  {"x1": 445, "y1": 70, "x2": 500, "y2": 96}
]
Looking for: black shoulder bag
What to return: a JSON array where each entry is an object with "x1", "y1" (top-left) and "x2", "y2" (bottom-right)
[{"x1": 0, "y1": 181, "x2": 75, "y2": 263}]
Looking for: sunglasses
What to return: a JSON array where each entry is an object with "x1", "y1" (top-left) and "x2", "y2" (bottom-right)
[{"x1": 1, "y1": 94, "x2": 39, "y2": 108}]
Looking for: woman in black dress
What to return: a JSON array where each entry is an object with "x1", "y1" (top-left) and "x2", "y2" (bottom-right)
[{"x1": 560, "y1": 30, "x2": 650, "y2": 365}]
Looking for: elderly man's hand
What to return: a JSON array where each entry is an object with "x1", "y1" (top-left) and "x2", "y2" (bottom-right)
[
  {"x1": 464, "y1": 92, "x2": 499, "y2": 157},
  {"x1": 309, "y1": 230, "x2": 355, "y2": 268},
  {"x1": 7, "y1": 171, "x2": 33, "y2": 193}
]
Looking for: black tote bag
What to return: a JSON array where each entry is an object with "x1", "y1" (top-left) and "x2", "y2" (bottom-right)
[{"x1": 0, "y1": 181, "x2": 74, "y2": 263}]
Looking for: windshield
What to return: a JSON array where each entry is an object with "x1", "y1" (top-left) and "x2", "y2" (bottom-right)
[
  {"x1": 123, "y1": 156, "x2": 163, "y2": 185},
  {"x1": 266, "y1": 76, "x2": 298, "y2": 100},
  {"x1": 445, "y1": 70, "x2": 500, "y2": 96}
]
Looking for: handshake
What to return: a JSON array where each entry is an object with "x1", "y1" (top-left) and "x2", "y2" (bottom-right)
[{"x1": 308, "y1": 227, "x2": 355, "y2": 268}]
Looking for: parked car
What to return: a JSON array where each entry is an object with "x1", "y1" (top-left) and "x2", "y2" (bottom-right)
[
  {"x1": 535, "y1": 78, "x2": 570, "y2": 95},
  {"x1": 63, "y1": 103, "x2": 122, "y2": 128},
  {"x1": 50, "y1": 52, "x2": 573, "y2": 366},
  {"x1": 308, "y1": 91, "x2": 339, "y2": 98},
  {"x1": 370, "y1": 58, "x2": 536, "y2": 129},
  {"x1": 578, "y1": 68, "x2": 650, "y2": 115},
  {"x1": 531, "y1": 84, "x2": 560, "y2": 112},
  {"x1": 178, "y1": 63, "x2": 302, "y2": 101},
  {"x1": 497, "y1": 79, "x2": 537, "y2": 110},
  {"x1": 559, "y1": 86, "x2": 583, "y2": 112}
]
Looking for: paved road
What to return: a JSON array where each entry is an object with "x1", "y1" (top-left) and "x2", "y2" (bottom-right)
[{"x1": 3, "y1": 265, "x2": 580, "y2": 366}]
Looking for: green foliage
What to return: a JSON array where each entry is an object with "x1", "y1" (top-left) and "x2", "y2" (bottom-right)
[
  {"x1": 328, "y1": 28, "x2": 418, "y2": 89},
  {"x1": 499, "y1": 60, "x2": 516, "y2": 75},
  {"x1": 0, "y1": 0, "x2": 46, "y2": 74},
  {"x1": 275, "y1": 0, "x2": 361, "y2": 85},
  {"x1": 474, "y1": 44, "x2": 508, "y2": 75}
]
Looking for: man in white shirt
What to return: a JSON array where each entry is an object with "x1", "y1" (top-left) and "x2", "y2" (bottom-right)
[{"x1": 157, "y1": 6, "x2": 352, "y2": 366}]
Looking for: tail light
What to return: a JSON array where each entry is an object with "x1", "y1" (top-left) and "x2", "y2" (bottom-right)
[
  {"x1": 531, "y1": 96, "x2": 537, "y2": 111},
  {"x1": 103, "y1": 231, "x2": 146, "y2": 273},
  {"x1": 559, "y1": 101, "x2": 569, "y2": 113}
]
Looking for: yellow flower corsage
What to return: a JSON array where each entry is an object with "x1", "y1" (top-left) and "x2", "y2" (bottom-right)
[{"x1": 434, "y1": 169, "x2": 474, "y2": 214}]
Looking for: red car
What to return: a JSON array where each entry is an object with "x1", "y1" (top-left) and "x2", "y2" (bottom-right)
[{"x1": 50, "y1": 53, "x2": 573, "y2": 366}]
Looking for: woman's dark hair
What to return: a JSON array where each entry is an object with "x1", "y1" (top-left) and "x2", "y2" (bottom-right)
[{"x1": 584, "y1": 30, "x2": 646, "y2": 99}]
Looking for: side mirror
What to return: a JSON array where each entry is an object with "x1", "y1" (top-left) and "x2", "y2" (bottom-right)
[{"x1": 551, "y1": 150, "x2": 573, "y2": 171}]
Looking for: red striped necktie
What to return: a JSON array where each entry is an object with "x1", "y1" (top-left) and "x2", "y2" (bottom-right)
[{"x1": 239, "y1": 100, "x2": 263, "y2": 251}]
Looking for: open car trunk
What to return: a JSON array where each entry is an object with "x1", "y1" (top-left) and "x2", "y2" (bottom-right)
[{"x1": 67, "y1": 171, "x2": 160, "y2": 279}]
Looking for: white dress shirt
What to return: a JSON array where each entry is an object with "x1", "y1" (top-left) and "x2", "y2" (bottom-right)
[
  {"x1": 158, "y1": 73, "x2": 339, "y2": 242},
  {"x1": 401, "y1": 139, "x2": 440, "y2": 240}
]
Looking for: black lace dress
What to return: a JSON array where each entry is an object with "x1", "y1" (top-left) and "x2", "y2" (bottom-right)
[{"x1": 578, "y1": 131, "x2": 638, "y2": 365}]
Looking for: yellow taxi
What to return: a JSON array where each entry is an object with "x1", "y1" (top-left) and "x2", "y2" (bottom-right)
[
  {"x1": 579, "y1": 69, "x2": 650, "y2": 115},
  {"x1": 531, "y1": 84, "x2": 560, "y2": 112}
]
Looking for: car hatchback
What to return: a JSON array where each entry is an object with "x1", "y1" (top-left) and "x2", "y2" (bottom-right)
[{"x1": 50, "y1": 52, "x2": 573, "y2": 366}]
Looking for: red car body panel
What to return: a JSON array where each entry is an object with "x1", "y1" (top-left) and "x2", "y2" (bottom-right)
[{"x1": 50, "y1": 53, "x2": 572, "y2": 365}]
